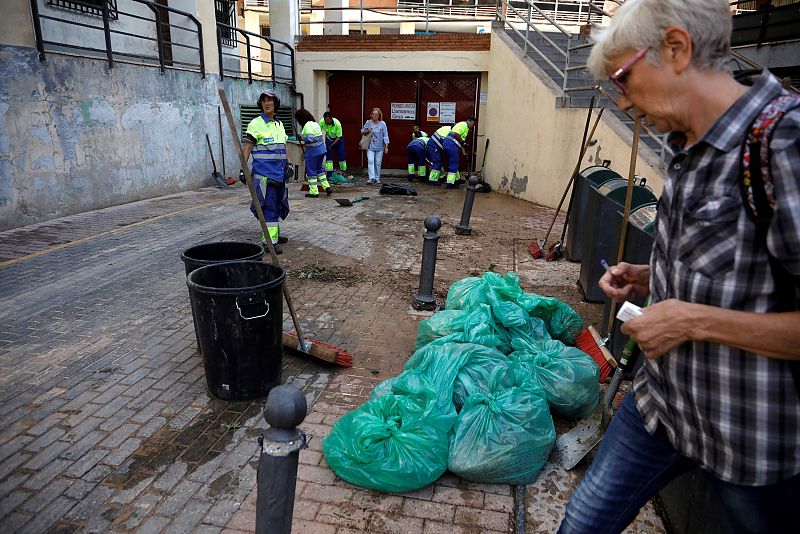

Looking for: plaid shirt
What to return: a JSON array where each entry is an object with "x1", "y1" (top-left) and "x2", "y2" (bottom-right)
[{"x1": 633, "y1": 72, "x2": 800, "y2": 486}]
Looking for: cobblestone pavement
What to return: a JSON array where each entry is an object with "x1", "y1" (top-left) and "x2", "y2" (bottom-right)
[{"x1": 0, "y1": 178, "x2": 665, "y2": 533}]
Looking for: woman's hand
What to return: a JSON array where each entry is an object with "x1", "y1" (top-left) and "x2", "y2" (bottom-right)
[{"x1": 384, "y1": 146, "x2": 389, "y2": 154}]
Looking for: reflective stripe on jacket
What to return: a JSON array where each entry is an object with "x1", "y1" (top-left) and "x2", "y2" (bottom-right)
[{"x1": 245, "y1": 114, "x2": 287, "y2": 183}]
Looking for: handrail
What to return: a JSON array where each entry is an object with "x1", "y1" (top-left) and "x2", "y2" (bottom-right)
[
  {"x1": 30, "y1": 0, "x2": 204, "y2": 77},
  {"x1": 501, "y1": 5, "x2": 566, "y2": 78},
  {"x1": 217, "y1": 23, "x2": 295, "y2": 86}
]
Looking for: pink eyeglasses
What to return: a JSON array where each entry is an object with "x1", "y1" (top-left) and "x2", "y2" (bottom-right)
[{"x1": 610, "y1": 46, "x2": 651, "y2": 96}]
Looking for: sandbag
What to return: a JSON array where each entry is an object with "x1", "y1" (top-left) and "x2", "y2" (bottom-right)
[
  {"x1": 510, "y1": 338, "x2": 600, "y2": 419},
  {"x1": 323, "y1": 371, "x2": 456, "y2": 493},
  {"x1": 448, "y1": 367, "x2": 555, "y2": 484}
]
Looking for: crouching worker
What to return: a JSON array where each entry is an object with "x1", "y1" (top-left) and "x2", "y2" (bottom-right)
[
  {"x1": 295, "y1": 109, "x2": 331, "y2": 198},
  {"x1": 243, "y1": 90, "x2": 291, "y2": 254},
  {"x1": 442, "y1": 116, "x2": 476, "y2": 188},
  {"x1": 426, "y1": 124, "x2": 450, "y2": 185},
  {"x1": 406, "y1": 129, "x2": 429, "y2": 181}
]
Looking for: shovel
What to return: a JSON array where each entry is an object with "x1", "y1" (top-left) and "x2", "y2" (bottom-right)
[
  {"x1": 556, "y1": 337, "x2": 642, "y2": 470},
  {"x1": 205, "y1": 133, "x2": 227, "y2": 188},
  {"x1": 335, "y1": 196, "x2": 369, "y2": 207}
]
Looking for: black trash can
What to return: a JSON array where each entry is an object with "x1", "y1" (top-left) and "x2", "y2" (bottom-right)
[
  {"x1": 181, "y1": 242, "x2": 265, "y2": 354},
  {"x1": 181, "y1": 241, "x2": 264, "y2": 276},
  {"x1": 186, "y1": 261, "x2": 285, "y2": 400}
]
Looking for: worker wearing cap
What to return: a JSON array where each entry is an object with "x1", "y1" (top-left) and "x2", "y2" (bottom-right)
[
  {"x1": 243, "y1": 90, "x2": 291, "y2": 253},
  {"x1": 442, "y1": 116, "x2": 476, "y2": 189},
  {"x1": 320, "y1": 112, "x2": 348, "y2": 180},
  {"x1": 406, "y1": 129, "x2": 429, "y2": 181},
  {"x1": 426, "y1": 124, "x2": 451, "y2": 185}
]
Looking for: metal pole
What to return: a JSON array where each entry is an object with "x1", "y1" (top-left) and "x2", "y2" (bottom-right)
[
  {"x1": 218, "y1": 27, "x2": 225, "y2": 80},
  {"x1": 425, "y1": 0, "x2": 430, "y2": 34},
  {"x1": 150, "y1": 6, "x2": 165, "y2": 74},
  {"x1": 360, "y1": 0, "x2": 364, "y2": 34},
  {"x1": 245, "y1": 33, "x2": 253, "y2": 84},
  {"x1": 256, "y1": 385, "x2": 307, "y2": 534},
  {"x1": 196, "y1": 16, "x2": 205, "y2": 79},
  {"x1": 413, "y1": 216, "x2": 442, "y2": 311},
  {"x1": 456, "y1": 176, "x2": 479, "y2": 236},
  {"x1": 524, "y1": 4, "x2": 531, "y2": 57},
  {"x1": 29, "y1": 0, "x2": 46, "y2": 62},
  {"x1": 101, "y1": 0, "x2": 114, "y2": 69}
]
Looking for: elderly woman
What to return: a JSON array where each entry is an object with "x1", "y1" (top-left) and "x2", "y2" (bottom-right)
[{"x1": 559, "y1": 1, "x2": 800, "y2": 533}]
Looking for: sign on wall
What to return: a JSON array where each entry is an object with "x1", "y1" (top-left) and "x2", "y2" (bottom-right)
[
  {"x1": 426, "y1": 102, "x2": 440, "y2": 122},
  {"x1": 391, "y1": 102, "x2": 416, "y2": 120},
  {"x1": 439, "y1": 102, "x2": 456, "y2": 124}
]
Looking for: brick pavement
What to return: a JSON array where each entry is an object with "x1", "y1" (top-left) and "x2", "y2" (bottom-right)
[{"x1": 0, "y1": 180, "x2": 666, "y2": 533}]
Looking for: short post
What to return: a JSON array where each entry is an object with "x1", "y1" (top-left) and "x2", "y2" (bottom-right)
[
  {"x1": 413, "y1": 216, "x2": 441, "y2": 311},
  {"x1": 256, "y1": 385, "x2": 308, "y2": 534},
  {"x1": 455, "y1": 175, "x2": 479, "y2": 236}
]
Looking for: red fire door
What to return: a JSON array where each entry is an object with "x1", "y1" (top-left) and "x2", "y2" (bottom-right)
[{"x1": 328, "y1": 72, "x2": 480, "y2": 170}]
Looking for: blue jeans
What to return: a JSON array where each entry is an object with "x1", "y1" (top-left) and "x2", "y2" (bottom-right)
[{"x1": 558, "y1": 393, "x2": 800, "y2": 534}]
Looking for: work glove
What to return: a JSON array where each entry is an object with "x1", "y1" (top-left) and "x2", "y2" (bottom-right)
[
  {"x1": 284, "y1": 164, "x2": 295, "y2": 181},
  {"x1": 239, "y1": 169, "x2": 246, "y2": 184}
]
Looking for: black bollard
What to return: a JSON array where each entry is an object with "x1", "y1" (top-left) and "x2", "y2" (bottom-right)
[
  {"x1": 413, "y1": 216, "x2": 442, "y2": 311},
  {"x1": 256, "y1": 385, "x2": 308, "y2": 534},
  {"x1": 455, "y1": 175, "x2": 480, "y2": 235}
]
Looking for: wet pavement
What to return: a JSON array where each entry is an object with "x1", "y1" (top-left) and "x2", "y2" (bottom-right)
[{"x1": 0, "y1": 177, "x2": 665, "y2": 533}]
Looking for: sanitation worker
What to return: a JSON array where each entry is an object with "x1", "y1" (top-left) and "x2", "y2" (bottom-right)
[
  {"x1": 295, "y1": 109, "x2": 331, "y2": 198},
  {"x1": 426, "y1": 124, "x2": 451, "y2": 185},
  {"x1": 242, "y1": 90, "x2": 291, "y2": 253},
  {"x1": 406, "y1": 129, "x2": 429, "y2": 181},
  {"x1": 441, "y1": 116, "x2": 476, "y2": 189},
  {"x1": 559, "y1": 0, "x2": 800, "y2": 532},
  {"x1": 321, "y1": 111, "x2": 348, "y2": 181}
]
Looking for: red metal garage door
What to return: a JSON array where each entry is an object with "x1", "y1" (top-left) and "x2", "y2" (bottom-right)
[
  {"x1": 328, "y1": 72, "x2": 480, "y2": 170},
  {"x1": 327, "y1": 72, "x2": 364, "y2": 170}
]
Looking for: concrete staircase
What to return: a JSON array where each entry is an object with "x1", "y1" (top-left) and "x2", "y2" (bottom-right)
[{"x1": 504, "y1": 28, "x2": 668, "y2": 159}]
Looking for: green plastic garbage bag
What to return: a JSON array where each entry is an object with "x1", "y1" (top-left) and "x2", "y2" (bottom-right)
[
  {"x1": 415, "y1": 305, "x2": 504, "y2": 351},
  {"x1": 323, "y1": 372, "x2": 456, "y2": 493},
  {"x1": 445, "y1": 272, "x2": 581, "y2": 344},
  {"x1": 451, "y1": 345, "x2": 512, "y2": 410},
  {"x1": 510, "y1": 338, "x2": 600, "y2": 419},
  {"x1": 328, "y1": 171, "x2": 355, "y2": 183},
  {"x1": 448, "y1": 367, "x2": 555, "y2": 484}
]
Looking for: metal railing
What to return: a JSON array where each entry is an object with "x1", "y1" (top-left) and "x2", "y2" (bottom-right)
[
  {"x1": 31, "y1": 0, "x2": 204, "y2": 76},
  {"x1": 217, "y1": 23, "x2": 294, "y2": 85},
  {"x1": 495, "y1": 0, "x2": 673, "y2": 163}
]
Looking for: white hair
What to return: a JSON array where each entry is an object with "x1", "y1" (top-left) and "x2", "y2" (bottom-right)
[{"x1": 587, "y1": 0, "x2": 733, "y2": 79}]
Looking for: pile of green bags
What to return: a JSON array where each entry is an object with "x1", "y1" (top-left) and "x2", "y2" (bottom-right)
[{"x1": 322, "y1": 272, "x2": 599, "y2": 492}]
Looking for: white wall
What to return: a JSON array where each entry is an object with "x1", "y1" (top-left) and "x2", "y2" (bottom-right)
[{"x1": 483, "y1": 29, "x2": 664, "y2": 209}]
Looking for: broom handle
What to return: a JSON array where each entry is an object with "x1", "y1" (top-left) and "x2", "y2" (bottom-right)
[
  {"x1": 607, "y1": 120, "x2": 642, "y2": 334},
  {"x1": 542, "y1": 106, "x2": 605, "y2": 245},
  {"x1": 558, "y1": 96, "x2": 596, "y2": 243},
  {"x1": 218, "y1": 88, "x2": 307, "y2": 344}
]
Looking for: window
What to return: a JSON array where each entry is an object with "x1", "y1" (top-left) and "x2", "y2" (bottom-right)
[
  {"x1": 216, "y1": 0, "x2": 237, "y2": 47},
  {"x1": 47, "y1": 0, "x2": 118, "y2": 19}
]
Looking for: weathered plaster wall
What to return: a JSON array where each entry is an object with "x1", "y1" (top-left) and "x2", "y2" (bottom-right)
[
  {"x1": 0, "y1": 45, "x2": 289, "y2": 230},
  {"x1": 484, "y1": 29, "x2": 665, "y2": 209}
]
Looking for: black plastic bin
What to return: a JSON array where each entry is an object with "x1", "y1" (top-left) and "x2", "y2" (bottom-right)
[
  {"x1": 181, "y1": 241, "x2": 264, "y2": 276},
  {"x1": 181, "y1": 241, "x2": 265, "y2": 354},
  {"x1": 186, "y1": 261, "x2": 285, "y2": 400}
]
